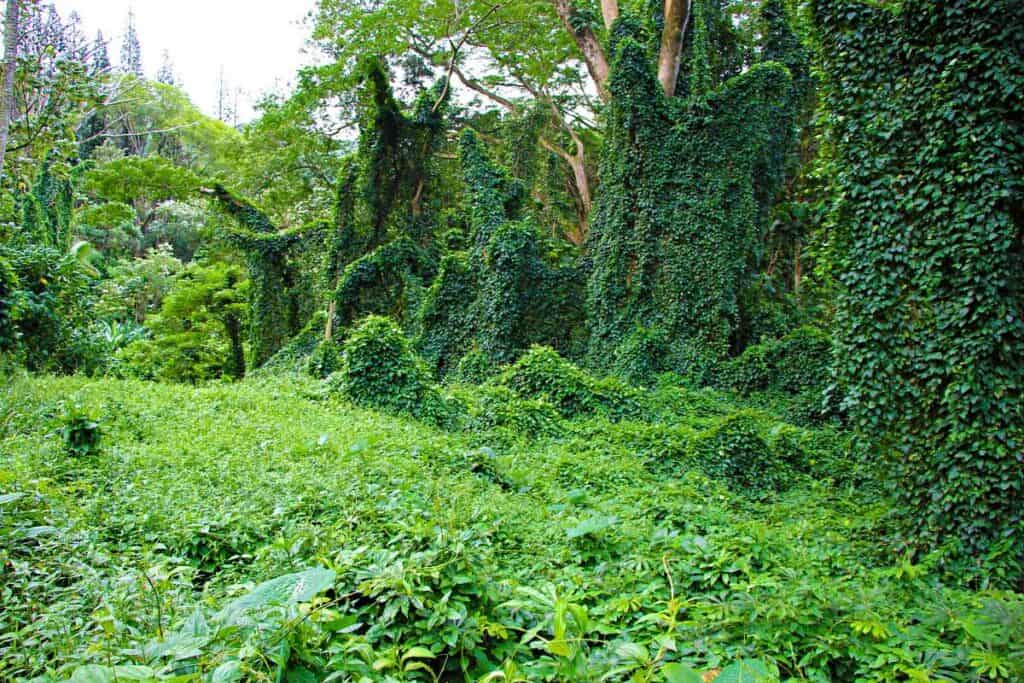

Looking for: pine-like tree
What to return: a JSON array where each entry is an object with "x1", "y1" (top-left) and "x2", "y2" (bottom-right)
[
  {"x1": 119, "y1": 9, "x2": 143, "y2": 77},
  {"x1": 91, "y1": 30, "x2": 111, "y2": 74},
  {"x1": 156, "y1": 49, "x2": 176, "y2": 86}
]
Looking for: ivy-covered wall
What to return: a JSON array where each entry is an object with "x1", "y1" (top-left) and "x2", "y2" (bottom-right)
[{"x1": 814, "y1": 0, "x2": 1024, "y2": 582}]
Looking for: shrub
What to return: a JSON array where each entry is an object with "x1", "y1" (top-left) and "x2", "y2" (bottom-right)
[
  {"x1": 331, "y1": 315, "x2": 451, "y2": 423},
  {"x1": 688, "y1": 411, "x2": 790, "y2": 492},
  {"x1": 452, "y1": 346, "x2": 494, "y2": 385},
  {"x1": 495, "y1": 345, "x2": 639, "y2": 419},
  {"x1": 719, "y1": 326, "x2": 832, "y2": 395}
]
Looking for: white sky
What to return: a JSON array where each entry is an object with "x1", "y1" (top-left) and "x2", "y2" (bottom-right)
[{"x1": 51, "y1": 0, "x2": 320, "y2": 122}]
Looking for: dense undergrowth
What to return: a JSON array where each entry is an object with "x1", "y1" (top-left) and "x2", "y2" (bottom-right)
[{"x1": 2, "y1": 367, "x2": 1022, "y2": 682}]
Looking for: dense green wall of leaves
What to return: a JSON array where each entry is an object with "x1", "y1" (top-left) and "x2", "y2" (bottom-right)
[
  {"x1": 416, "y1": 131, "x2": 582, "y2": 375},
  {"x1": 585, "y1": 12, "x2": 797, "y2": 372},
  {"x1": 814, "y1": 0, "x2": 1024, "y2": 582}
]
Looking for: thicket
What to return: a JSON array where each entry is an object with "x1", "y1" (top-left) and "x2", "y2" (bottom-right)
[{"x1": 815, "y1": 0, "x2": 1024, "y2": 583}]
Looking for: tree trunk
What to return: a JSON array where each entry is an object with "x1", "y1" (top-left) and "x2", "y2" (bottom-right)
[
  {"x1": 552, "y1": 0, "x2": 611, "y2": 101},
  {"x1": 657, "y1": 0, "x2": 691, "y2": 97},
  {"x1": 600, "y1": 0, "x2": 619, "y2": 30},
  {"x1": 0, "y1": 0, "x2": 21, "y2": 178}
]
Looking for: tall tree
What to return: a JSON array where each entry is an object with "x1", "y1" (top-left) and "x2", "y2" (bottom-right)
[
  {"x1": 0, "y1": 0, "x2": 20, "y2": 178},
  {"x1": 156, "y1": 49, "x2": 176, "y2": 86},
  {"x1": 120, "y1": 9, "x2": 142, "y2": 77},
  {"x1": 91, "y1": 30, "x2": 110, "y2": 74}
]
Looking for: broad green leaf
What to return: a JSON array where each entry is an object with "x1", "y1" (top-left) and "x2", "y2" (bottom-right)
[
  {"x1": 662, "y1": 663, "x2": 704, "y2": 683},
  {"x1": 713, "y1": 659, "x2": 774, "y2": 683},
  {"x1": 218, "y1": 568, "x2": 335, "y2": 622},
  {"x1": 401, "y1": 646, "x2": 436, "y2": 663}
]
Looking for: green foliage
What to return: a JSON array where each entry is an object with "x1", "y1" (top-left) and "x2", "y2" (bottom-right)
[
  {"x1": 306, "y1": 338, "x2": 340, "y2": 379},
  {"x1": 611, "y1": 325, "x2": 669, "y2": 387},
  {"x1": 258, "y1": 311, "x2": 329, "y2": 375},
  {"x1": 718, "y1": 326, "x2": 831, "y2": 396},
  {"x1": 416, "y1": 132, "x2": 583, "y2": 374},
  {"x1": 3, "y1": 374, "x2": 1021, "y2": 681},
  {"x1": 94, "y1": 244, "x2": 184, "y2": 324},
  {"x1": 332, "y1": 236, "x2": 433, "y2": 331},
  {"x1": 495, "y1": 345, "x2": 639, "y2": 420},
  {"x1": 452, "y1": 384, "x2": 562, "y2": 438},
  {"x1": 687, "y1": 410, "x2": 796, "y2": 493},
  {"x1": 1, "y1": 243, "x2": 97, "y2": 372},
  {"x1": 586, "y1": 13, "x2": 801, "y2": 368},
  {"x1": 81, "y1": 155, "x2": 201, "y2": 206},
  {"x1": 19, "y1": 155, "x2": 75, "y2": 250},
  {"x1": 204, "y1": 184, "x2": 305, "y2": 367},
  {"x1": 57, "y1": 402, "x2": 102, "y2": 457},
  {"x1": 814, "y1": 0, "x2": 1024, "y2": 583},
  {"x1": 0, "y1": 253, "x2": 20, "y2": 353},
  {"x1": 330, "y1": 315, "x2": 450, "y2": 423},
  {"x1": 452, "y1": 346, "x2": 494, "y2": 385},
  {"x1": 119, "y1": 262, "x2": 248, "y2": 383}
]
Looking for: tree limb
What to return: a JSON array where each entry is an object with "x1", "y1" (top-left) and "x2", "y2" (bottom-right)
[
  {"x1": 551, "y1": 0, "x2": 610, "y2": 102},
  {"x1": 657, "y1": 0, "x2": 692, "y2": 97}
]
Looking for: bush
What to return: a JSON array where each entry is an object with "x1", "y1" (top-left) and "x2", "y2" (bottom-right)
[
  {"x1": 457, "y1": 385, "x2": 562, "y2": 438},
  {"x1": 688, "y1": 411, "x2": 791, "y2": 492},
  {"x1": 331, "y1": 315, "x2": 451, "y2": 424},
  {"x1": 719, "y1": 326, "x2": 832, "y2": 395},
  {"x1": 495, "y1": 345, "x2": 639, "y2": 419},
  {"x1": 452, "y1": 346, "x2": 495, "y2": 385}
]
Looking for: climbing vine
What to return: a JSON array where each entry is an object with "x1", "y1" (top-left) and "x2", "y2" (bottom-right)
[
  {"x1": 814, "y1": 0, "x2": 1024, "y2": 582},
  {"x1": 585, "y1": 11, "x2": 796, "y2": 371},
  {"x1": 203, "y1": 184, "x2": 303, "y2": 367},
  {"x1": 417, "y1": 131, "x2": 582, "y2": 375}
]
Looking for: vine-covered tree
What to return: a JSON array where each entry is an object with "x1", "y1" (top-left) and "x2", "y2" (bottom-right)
[{"x1": 814, "y1": 0, "x2": 1024, "y2": 583}]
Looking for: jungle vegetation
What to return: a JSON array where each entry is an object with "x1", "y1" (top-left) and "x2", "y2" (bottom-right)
[{"x1": 0, "y1": 0, "x2": 1021, "y2": 681}]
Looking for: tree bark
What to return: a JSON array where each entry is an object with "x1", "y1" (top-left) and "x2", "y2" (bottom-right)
[
  {"x1": 0, "y1": 0, "x2": 21, "y2": 178},
  {"x1": 600, "y1": 0, "x2": 619, "y2": 30},
  {"x1": 552, "y1": 0, "x2": 610, "y2": 102},
  {"x1": 657, "y1": 0, "x2": 691, "y2": 97}
]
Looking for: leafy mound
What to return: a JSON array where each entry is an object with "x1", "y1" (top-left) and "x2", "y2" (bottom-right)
[
  {"x1": 688, "y1": 410, "x2": 795, "y2": 492},
  {"x1": 494, "y1": 345, "x2": 639, "y2": 419},
  {"x1": 719, "y1": 326, "x2": 832, "y2": 395},
  {"x1": 330, "y1": 315, "x2": 450, "y2": 423}
]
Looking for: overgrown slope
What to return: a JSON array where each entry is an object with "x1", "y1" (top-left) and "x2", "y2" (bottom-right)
[{"x1": 1, "y1": 374, "x2": 1021, "y2": 681}]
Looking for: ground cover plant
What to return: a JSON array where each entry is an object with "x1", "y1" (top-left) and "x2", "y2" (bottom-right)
[{"x1": 1, "y1": 369, "x2": 1022, "y2": 681}]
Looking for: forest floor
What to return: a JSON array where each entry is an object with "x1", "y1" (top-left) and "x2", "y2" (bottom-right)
[{"x1": 1, "y1": 374, "x2": 1020, "y2": 681}]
